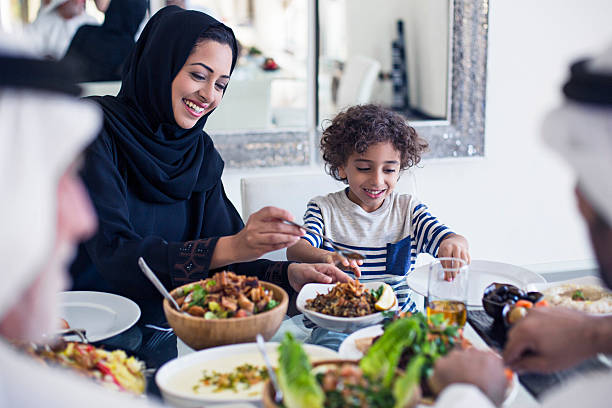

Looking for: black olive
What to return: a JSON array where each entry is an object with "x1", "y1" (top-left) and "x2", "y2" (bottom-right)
[
  {"x1": 527, "y1": 291, "x2": 543, "y2": 303},
  {"x1": 498, "y1": 285, "x2": 509, "y2": 294},
  {"x1": 491, "y1": 295, "x2": 503, "y2": 303}
]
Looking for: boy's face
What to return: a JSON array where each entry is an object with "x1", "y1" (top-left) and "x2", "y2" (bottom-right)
[{"x1": 338, "y1": 141, "x2": 401, "y2": 212}]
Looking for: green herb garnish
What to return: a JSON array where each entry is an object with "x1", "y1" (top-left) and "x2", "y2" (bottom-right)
[
  {"x1": 372, "y1": 285, "x2": 384, "y2": 300},
  {"x1": 572, "y1": 290, "x2": 586, "y2": 301}
]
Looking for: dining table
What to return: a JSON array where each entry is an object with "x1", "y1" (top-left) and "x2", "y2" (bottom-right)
[{"x1": 95, "y1": 267, "x2": 609, "y2": 408}]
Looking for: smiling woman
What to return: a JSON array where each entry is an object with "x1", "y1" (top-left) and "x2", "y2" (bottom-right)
[
  {"x1": 171, "y1": 29, "x2": 232, "y2": 129},
  {"x1": 70, "y1": 6, "x2": 352, "y2": 355}
]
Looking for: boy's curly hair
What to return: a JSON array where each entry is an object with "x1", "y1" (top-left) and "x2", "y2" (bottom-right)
[{"x1": 321, "y1": 104, "x2": 429, "y2": 182}]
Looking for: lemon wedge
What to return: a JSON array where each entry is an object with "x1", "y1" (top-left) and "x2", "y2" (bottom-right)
[{"x1": 375, "y1": 283, "x2": 396, "y2": 311}]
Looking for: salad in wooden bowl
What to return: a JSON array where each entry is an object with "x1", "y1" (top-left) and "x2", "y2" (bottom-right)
[{"x1": 164, "y1": 271, "x2": 288, "y2": 350}]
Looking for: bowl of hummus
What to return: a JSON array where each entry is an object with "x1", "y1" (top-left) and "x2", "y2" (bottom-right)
[{"x1": 542, "y1": 277, "x2": 612, "y2": 314}]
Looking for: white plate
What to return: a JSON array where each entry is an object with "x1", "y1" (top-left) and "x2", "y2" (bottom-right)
[
  {"x1": 58, "y1": 291, "x2": 141, "y2": 342},
  {"x1": 296, "y1": 282, "x2": 398, "y2": 333},
  {"x1": 408, "y1": 260, "x2": 546, "y2": 307},
  {"x1": 156, "y1": 342, "x2": 339, "y2": 407},
  {"x1": 338, "y1": 324, "x2": 383, "y2": 360},
  {"x1": 339, "y1": 324, "x2": 518, "y2": 407}
]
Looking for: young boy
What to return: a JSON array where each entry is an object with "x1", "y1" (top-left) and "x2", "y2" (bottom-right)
[{"x1": 287, "y1": 104, "x2": 470, "y2": 312}]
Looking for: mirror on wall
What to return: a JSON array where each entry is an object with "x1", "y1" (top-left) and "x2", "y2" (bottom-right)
[
  {"x1": 318, "y1": 0, "x2": 451, "y2": 125},
  {"x1": 1, "y1": 0, "x2": 487, "y2": 165},
  {"x1": 188, "y1": 0, "x2": 310, "y2": 132}
]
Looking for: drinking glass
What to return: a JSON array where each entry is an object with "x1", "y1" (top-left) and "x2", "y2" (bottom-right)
[{"x1": 426, "y1": 257, "x2": 469, "y2": 327}]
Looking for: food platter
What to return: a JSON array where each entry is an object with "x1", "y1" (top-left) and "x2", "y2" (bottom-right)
[
  {"x1": 58, "y1": 291, "x2": 141, "y2": 342},
  {"x1": 296, "y1": 281, "x2": 398, "y2": 333},
  {"x1": 156, "y1": 342, "x2": 339, "y2": 407},
  {"x1": 408, "y1": 260, "x2": 546, "y2": 307},
  {"x1": 527, "y1": 275, "x2": 612, "y2": 315},
  {"x1": 338, "y1": 324, "x2": 519, "y2": 407}
]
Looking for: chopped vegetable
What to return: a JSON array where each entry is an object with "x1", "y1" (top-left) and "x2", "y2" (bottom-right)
[
  {"x1": 372, "y1": 285, "x2": 384, "y2": 300},
  {"x1": 392, "y1": 355, "x2": 425, "y2": 408},
  {"x1": 195, "y1": 363, "x2": 268, "y2": 393},
  {"x1": 535, "y1": 299, "x2": 549, "y2": 307},
  {"x1": 174, "y1": 271, "x2": 279, "y2": 319},
  {"x1": 572, "y1": 290, "x2": 586, "y2": 301},
  {"x1": 277, "y1": 333, "x2": 324, "y2": 408},
  {"x1": 515, "y1": 299, "x2": 533, "y2": 309},
  {"x1": 360, "y1": 317, "x2": 419, "y2": 387}
]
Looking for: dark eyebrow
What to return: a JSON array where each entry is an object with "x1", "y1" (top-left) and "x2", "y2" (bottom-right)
[
  {"x1": 354, "y1": 159, "x2": 399, "y2": 164},
  {"x1": 189, "y1": 63, "x2": 230, "y2": 79}
]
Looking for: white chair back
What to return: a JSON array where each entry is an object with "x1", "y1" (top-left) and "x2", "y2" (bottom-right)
[
  {"x1": 336, "y1": 55, "x2": 381, "y2": 109},
  {"x1": 240, "y1": 171, "x2": 417, "y2": 261}
]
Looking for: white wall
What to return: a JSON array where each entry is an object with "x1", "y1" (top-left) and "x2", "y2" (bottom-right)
[{"x1": 221, "y1": 0, "x2": 612, "y2": 271}]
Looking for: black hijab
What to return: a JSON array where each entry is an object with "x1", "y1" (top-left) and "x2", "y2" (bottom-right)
[
  {"x1": 91, "y1": 6, "x2": 238, "y2": 203},
  {"x1": 63, "y1": 0, "x2": 147, "y2": 82}
]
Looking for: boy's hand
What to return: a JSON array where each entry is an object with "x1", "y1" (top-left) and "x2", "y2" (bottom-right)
[
  {"x1": 287, "y1": 263, "x2": 353, "y2": 292},
  {"x1": 438, "y1": 234, "x2": 470, "y2": 280},
  {"x1": 324, "y1": 252, "x2": 362, "y2": 278}
]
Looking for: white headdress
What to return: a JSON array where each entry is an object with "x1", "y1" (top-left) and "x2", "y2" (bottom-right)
[
  {"x1": 0, "y1": 44, "x2": 101, "y2": 322},
  {"x1": 543, "y1": 44, "x2": 612, "y2": 226}
]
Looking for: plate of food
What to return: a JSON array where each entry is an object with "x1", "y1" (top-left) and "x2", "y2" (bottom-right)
[
  {"x1": 266, "y1": 321, "x2": 516, "y2": 408},
  {"x1": 296, "y1": 280, "x2": 398, "y2": 333},
  {"x1": 156, "y1": 341, "x2": 338, "y2": 407},
  {"x1": 59, "y1": 291, "x2": 141, "y2": 343},
  {"x1": 527, "y1": 275, "x2": 612, "y2": 315},
  {"x1": 23, "y1": 340, "x2": 147, "y2": 394},
  {"x1": 337, "y1": 315, "x2": 518, "y2": 407},
  {"x1": 409, "y1": 260, "x2": 546, "y2": 307}
]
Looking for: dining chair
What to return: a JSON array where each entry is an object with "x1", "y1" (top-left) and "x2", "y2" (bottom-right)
[
  {"x1": 336, "y1": 55, "x2": 382, "y2": 110},
  {"x1": 239, "y1": 170, "x2": 418, "y2": 261}
]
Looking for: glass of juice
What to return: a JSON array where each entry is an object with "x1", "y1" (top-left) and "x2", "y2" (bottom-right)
[{"x1": 426, "y1": 257, "x2": 469, "y2": 327}]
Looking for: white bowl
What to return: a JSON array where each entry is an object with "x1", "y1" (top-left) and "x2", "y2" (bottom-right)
[
  {"x1": 156, "y1": 342, "x2": 338, "y2": 407},
  {"x1": 296, "y1": 282, "x2": 398, "y2": 333}
]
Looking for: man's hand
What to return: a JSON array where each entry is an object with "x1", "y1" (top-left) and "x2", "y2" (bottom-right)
[
  {"x1": 429, "y1": 348, "x2": 508, "y2": 407},
  {"x1": 438, "y1": 234, "x2": 470, "y2": 280},
  {"x1": 503, "y1": 306, "x2": 610, "y2": 373},
  {"x1": 287, "y1": 263, "x2": 353, "y2": 292}
]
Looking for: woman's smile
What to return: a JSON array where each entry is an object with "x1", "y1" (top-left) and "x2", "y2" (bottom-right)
[
  {"x1": 182, "y1": 98, "x2": 208, "y2": 117},
  {"x1": 171, "y1": 40, "x2": 232, "y2": 129}
]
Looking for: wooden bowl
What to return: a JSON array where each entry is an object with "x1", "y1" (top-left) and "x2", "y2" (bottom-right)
[{"x1": 163, "y1": 281, "x2": 288, "y2": 350}]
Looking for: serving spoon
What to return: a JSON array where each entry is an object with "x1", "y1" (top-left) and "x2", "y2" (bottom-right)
[
  {"x1": 256, "y1": 333, "x2": 283, "y2": 404},
  {"x1": 138, "y1": 257, "x2": 185, "y2": 314},
  {"x1": 282, "y1": 219, "x2": 366, "y2": 262}
]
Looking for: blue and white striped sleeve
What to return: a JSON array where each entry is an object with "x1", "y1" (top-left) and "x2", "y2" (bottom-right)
[
  {"x1": 411, "y1": 202, "x2": 454, "y2": 256},
  {"x1": 301, "y1": 201, "x2": 324, "y2": 248}
]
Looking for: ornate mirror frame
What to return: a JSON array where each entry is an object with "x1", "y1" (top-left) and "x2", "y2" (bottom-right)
[{"x1": 211, "y1": 0, "x2": 489, "y2": 168}]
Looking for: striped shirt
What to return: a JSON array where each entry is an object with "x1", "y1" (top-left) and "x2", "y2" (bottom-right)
[{"x1": 302, "y1": 189, "x2": 453, "y2": 312}]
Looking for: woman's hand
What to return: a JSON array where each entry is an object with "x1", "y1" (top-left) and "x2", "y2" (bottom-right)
[
  {"x1": 287, "y1": 263, "x2": 353, "y2": 292},
  {"x1": 212, "y1": 206, "x2": 303, "y2": 268},
  {"x1": 235, "y1": 206, "x2": 303, "y2": 260},
  {"x1": 324, "y1": 252, "x2": 363, "y2": 278},
  {"x1": 438, "y1": 234, "x2": 470, "y2": 280}
]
